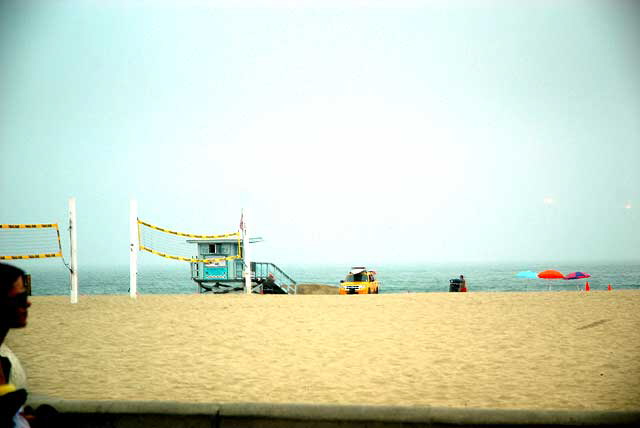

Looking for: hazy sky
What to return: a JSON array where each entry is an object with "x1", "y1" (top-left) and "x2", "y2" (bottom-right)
[{"x1": 1, "y1": 0, "x2": 639, "y2": 268}]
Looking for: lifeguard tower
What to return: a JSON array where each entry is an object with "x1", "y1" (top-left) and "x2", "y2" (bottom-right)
[
  {"x1": 187, "y1": 237, "x2": 297, "y2": 294},
  {"x1": 130, "y1": 202, "x2": 297, "y2": 296}
]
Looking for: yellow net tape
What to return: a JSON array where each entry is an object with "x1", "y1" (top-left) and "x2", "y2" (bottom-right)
[
  {"x1": 1, "y1": 224, "x2": 57, "y2": 229},
  {"x1": 139, "y1": 246, "x2": 241, "y2": 263},
  {"x1": 137, "y1": 219, "x2": 242, "y2": 263},
  {"x1": 137, "y1": 220, "x2": 240, "y2": 239},
  {"x1": 0, "y1": 224, "x2": 63, "y2": 260}
]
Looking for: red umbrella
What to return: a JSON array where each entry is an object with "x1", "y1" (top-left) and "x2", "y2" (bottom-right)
[
  {"x1": 537, "y1": 270, "x2": 565, "y2": 279},
  {"x1": 537, "y1": 270, "x2": 565, "y2": 290}
]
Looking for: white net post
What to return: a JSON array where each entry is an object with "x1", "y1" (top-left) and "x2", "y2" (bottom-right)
[
  {"x1": 69, "y1": 197, "x2": 78, "y2": 304},
  {"x1": 129, "y1": 199, "x2": 138, "y2": 298},
  {"x1": 243, "y1": 210, "x2": 251, "y2": 294}
]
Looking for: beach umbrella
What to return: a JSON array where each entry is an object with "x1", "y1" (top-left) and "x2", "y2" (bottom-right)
[
  {"x1": 537, "y1": 270, "x2": 565, "y2": 290},
  {"x1": 537, "y1": 270, "x2": 565, "y2": 279},
  {"x1": 564, "y1": 272, "x2": 591, "y2": 280},
  {"x1": 516, "y1": 271, "x2": 538, "y2": 279},
  {"x1": 516, "y1": 271, "x2": 538, "y2": 290},
  {"x1": 564, "y1": 271, "x2": 591, "y2": 291}
]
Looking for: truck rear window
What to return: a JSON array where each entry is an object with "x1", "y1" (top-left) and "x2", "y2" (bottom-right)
[{"x1": 345, "y1": 273, "x2": 368, "y2": 282}]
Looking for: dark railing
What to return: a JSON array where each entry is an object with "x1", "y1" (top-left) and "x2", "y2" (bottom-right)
[
  {"x1": 253, "y1": 262, "x2": 297, "y2": 294},
  {"x1": 232, "y1": 260, "x2": 297, "y2": 294}
]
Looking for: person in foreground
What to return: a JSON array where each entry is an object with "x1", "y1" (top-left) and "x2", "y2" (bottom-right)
[
  {"x1": 0, "y1": 263, "x2": 58, "y2": 428},
  {"x1": 0, "y1": 262, "x2": 31, "y2": 428}
]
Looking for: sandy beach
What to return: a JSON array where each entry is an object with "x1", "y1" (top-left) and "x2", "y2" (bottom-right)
[{"x1": 5, "y1": 291, "x2": 640, "y2": 410}]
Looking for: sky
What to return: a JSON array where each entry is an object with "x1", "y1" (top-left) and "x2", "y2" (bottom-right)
[{"x1": 1, "y1": 0, "x2": 639, "y2": 268}]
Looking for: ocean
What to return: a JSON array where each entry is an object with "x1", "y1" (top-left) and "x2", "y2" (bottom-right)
[{"x1": 6, "y1": 260, "x2": 640, "y2": 296}]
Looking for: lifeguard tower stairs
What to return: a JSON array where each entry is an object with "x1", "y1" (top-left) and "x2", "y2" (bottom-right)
[{"x1": 187, "y1": 238, "x2": 296, "y2": 294}]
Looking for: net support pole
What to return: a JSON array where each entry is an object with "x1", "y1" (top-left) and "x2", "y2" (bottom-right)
[
  {"x1": 69, "y1": 197, "x2": 78, "y2": 304},
  {"x1": 243, "y1": 211, "x2": 251, "y2": 294},
  {"x1": 129, "y1": 199, "x2": 138, "y2": 299}
]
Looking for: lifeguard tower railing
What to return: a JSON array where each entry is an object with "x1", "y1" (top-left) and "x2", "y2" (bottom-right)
[{"x1": 231, "y1": 260, "x2": 297, "y2": 294}]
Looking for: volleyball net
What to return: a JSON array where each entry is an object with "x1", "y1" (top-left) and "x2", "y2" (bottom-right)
[
  {"x1": 137, "y1": 219, "x2": 242, "y2": 263},
  {"x1": 0, "y1": 223, "x2": 63, "y2": 260}
]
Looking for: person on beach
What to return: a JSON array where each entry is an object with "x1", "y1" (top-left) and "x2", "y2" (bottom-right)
[
  {"x1": 0, "y1": 263, "x2": 59, "y2": 428},
  {"x1": 0, "y1": 263, "x2": 31, "y2": 427},
  {"x1": 459, "y1": 275, "x2": 467, "y2": 292}
]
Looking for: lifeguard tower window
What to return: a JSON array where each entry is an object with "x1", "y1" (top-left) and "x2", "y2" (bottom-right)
[{"x1": 208, "y1": 244, "x2": 218, "y2": 254}]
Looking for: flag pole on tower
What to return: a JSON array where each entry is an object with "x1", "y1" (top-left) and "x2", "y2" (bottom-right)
[{"x1": 241, "y1": 209, "x2": 251, "y2": 294}]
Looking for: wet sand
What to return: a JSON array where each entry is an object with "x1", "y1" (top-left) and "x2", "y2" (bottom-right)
[{"x1": 6, "y1": 291, "x2": 640, "y2": 410}]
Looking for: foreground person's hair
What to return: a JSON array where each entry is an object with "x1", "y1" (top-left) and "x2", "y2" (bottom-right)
[{"x1": 0, "y1": 263, "x2": 25, "y2": 296}]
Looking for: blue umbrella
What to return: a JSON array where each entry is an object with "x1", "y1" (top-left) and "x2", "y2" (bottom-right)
[
  {"x1": 516, "y1": 271, "x2": 538, "y2": 279},
  {"x1": 516, "y1": 270, "x2": 538, "y2": 290}
]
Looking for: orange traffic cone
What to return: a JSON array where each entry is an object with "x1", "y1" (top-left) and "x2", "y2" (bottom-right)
[
  {"x1": 585, "y1": 281, "x2": 590, "y2": 291},
  {"x1": 608, "y1": 284, "x2": 612, "y2": 291}
]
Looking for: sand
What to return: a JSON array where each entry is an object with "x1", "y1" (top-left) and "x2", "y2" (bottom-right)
[
  {"x1": 296, "y1": 283, "x2": 339, "y2": 295},
  {"x1": 5, "y1": 291, "x2": 640, "y2": 410}
]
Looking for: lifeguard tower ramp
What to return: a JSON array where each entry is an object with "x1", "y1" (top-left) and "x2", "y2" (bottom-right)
[{"x1": 187, "y1": 238, "x2": 296, "y2": 294}]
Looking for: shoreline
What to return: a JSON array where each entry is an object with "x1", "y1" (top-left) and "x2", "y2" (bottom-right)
[{"x1": 28, "y1": 288, "x2": 640, "y2": 297}]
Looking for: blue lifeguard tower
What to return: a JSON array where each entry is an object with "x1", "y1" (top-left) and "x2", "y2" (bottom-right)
[{"x1": 188, "y1": 237, "x2": 296, "y2": 294}]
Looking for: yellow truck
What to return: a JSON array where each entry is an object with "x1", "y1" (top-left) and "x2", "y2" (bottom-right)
[{"x1": 339, "y1": 267, "x2": 380, "y2": 295}]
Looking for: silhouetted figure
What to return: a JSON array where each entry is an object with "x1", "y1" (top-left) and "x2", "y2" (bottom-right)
[{"x1": 460, "y1": 275, "x2": 467, "y2": 292}]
